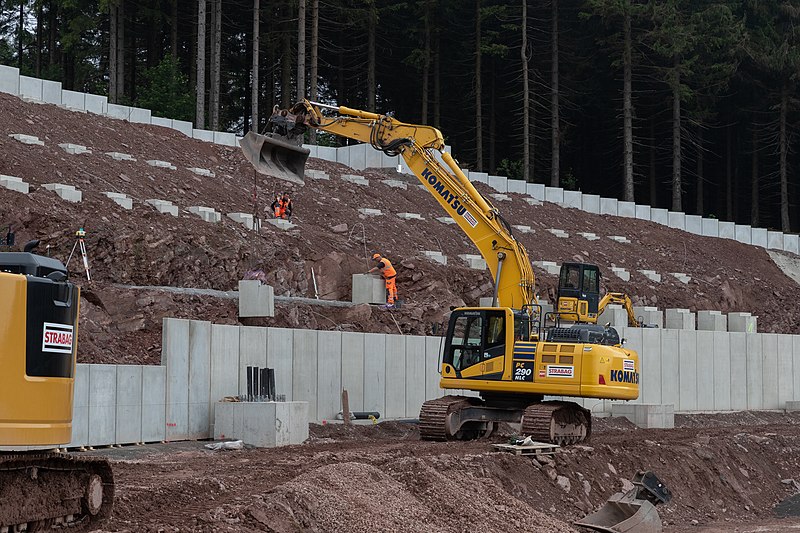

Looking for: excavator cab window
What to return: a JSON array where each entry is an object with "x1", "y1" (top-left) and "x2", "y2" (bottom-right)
[
  {"x1": 444, "y1": 310, "x2": 506, "y2": 372},
  {"x1": 558, "y1": 263, "x2": 601, "y2": 316}
]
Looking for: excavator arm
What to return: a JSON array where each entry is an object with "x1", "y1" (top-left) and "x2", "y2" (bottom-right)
[
  {"x1": 243, "y1": 100, "x2": 536, "y2": 310},
  {"x1": 598, "y1": 292, "x2": 642, "y2": 327}
]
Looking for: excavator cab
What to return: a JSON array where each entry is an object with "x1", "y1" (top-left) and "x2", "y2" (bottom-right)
[{"x1": 557, "y1": 262, "x2": 601, "y2": 323}]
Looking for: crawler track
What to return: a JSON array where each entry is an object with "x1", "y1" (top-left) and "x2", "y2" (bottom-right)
[
  {"x1": 0, "y1": 452, "x2": 114, "y2": 532},
  {"x1": 419, "y1": 396, "x2": 475, "y2": 441},
  {"x1": 521, "y1": 401, "x2": 592, "y2": 445}
]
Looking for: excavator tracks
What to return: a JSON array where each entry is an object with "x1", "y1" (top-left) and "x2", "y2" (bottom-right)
[
  {"x1": 0, "y1": 452, "x2": 114, "y2": 532},
  {"x1": 419, "y1": 396, "x2": 475, "y2": 441},
  {"x1": 521, "y1": 401, "x2": 592, "y2": 445}
]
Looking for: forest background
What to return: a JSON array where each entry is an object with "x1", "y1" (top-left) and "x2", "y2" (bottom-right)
[{"x1": 1, "y1": 0, "x2": 799, "y2": 232}]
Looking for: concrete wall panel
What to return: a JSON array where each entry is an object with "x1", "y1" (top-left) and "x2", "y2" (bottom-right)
[
  {"x1": 151, "y1": 116, "x2": 173, "y2": 129},
  {"x1": 600, "y1": 198, "x2": 618, "y2": 215},
  {"x1": 365, "y1": 146, "x2": 382, "y2": 168},
  {"x1": 507, "y1": 179, "x2": 527, "y2": 194},
  {"x1": 88, "y1": 365, "x2": 117, "y2": 446},
  {"x1": 267, "y1": 327, "x2": 294, "y2": 401},
  {"x1": 660, "y1": 329, "x2": 679, "y2": 408},
  {"x1": 239, "y1": 326, "x2": 268, "y2": 396},
  {"x1": 0, "y1": 65, "x2": 20, "y2": 95},
  {"x1": 785, "y1": 235, "x2": 799, "y2": 255},
  {"x1": 317, "y1": 331, "x2": 342, "y2": 422},
  {"x1": 425, "y1": 336, "x2": 444, "y2": 400},
  {"x1": 581, "y1": 194, "x2": 600, "y2": 214},
  {"x1": 621, "y1": 328, "x2": 643, "y2": 404},
  {"x1": 162, "y1": 318, "x2": 190, "y2": 441},
  {"x1": 115, "y1": 365, "x2": 143, "y2": 444},
  {"x1": 729, "y1": 332, "x2": 747, "y2": 411},
  {"x1": 794, "y1": 336, "x2": 800, "y2": 408},
  {"x1": 718, "y1": 222, "x2": 735, "y2": 240},
  {"x1": 141, "y1": 365, "x2": 166, "y2": 442},
  {"x1": 641, "y1": 328, "x2": 662, "y2": 404},
  {"x1": 735, "y1": 225, "x2": 752, "y2": 245},
  {"x1": 650, "y1": 208, "x2": 668, "y2": 226},
  {"x1": 695, "y1": 331, "x2": 714, "y2": 410},
  {"x1": 668, "y1": 212, "x2": 686, "y2": 231},
  {"x1": 364, "y1": 333, "x2": 387, "y2": 415},
  {"x1": 317, "y1": 146, "x2": 337, "y2": 162},
  {"x1": 746, "y1": 333, "x2": 763, "y2": 410},
  {"x1": 342, "y1": 332, "x2": 365, "y2": 411},
  {"x1": 527, "y1": 183, "x2": 545, "y2": 200},
  {"x1": 701, "y1": 218, "x2": 719, "y2": 238},
  {"x1": 635, "y1": 205, "x2": 651, "y2": 221},
  {"x1": 68, "y1": 364, "x2": 90, "y2": 448},
  {"x1": 545, "y1": 187, "x2": 564, "y2": 204},
  {"x1": 751, "y1": 228, "x2": 768, "y2": 248},
  {"x1": 19, "y1": 75, "x2": 43, "y2": 100},
  {"x1": 210, "y1": 324, "x2": 240, "y2": 433},
  {"x1": 41, "y1": 80, "x2": 61, "y2": 104},
  {"x1": 685, "y1": 215, "x2": 702, "y2": 235},
  {"x1": 488, "y1": 175, "x2": 507, "y2": 192},
  {"x1": 678, "y1": 330, "x2": 698, "y2": 411},
  {"x1": 761, "y1": 334, "x2": 779, "y2": 409},
  {"x1": 84, "y1": 93, "x2": 106, "y2": 114},
  {"x1": 172, "y1": 119, "x2": 193, "y2": 137},
  {"x1": 617, "y1": 201, "x2": 635, "y2": 218},
  {"x1": 348, "y1": 144, "x2": 367, "y2": 170},
  {"x1": 405, "y1": 336, "x2": 427, "y2": 417},
  {"x1": 384, "y1": 335, "x2": 407, "y2": 419},
  {"x1": 712, "y1": 332, "x2": 731, "y2": 411},
  {"x1": 61, "y1": 90, "x2": 85, "y2": 110},
  {"x1": 292, "y1": 329, "x2": 319, "y2": 420},
  {"x1": 562, "y1": 190, "x2": 582, "y2": 209},
  {"x1": 778, "y1": 334, "x2": 794, "y2": 408},
  {"x1": 188, "y1": 321, "x2": 212, "y2": 439}
]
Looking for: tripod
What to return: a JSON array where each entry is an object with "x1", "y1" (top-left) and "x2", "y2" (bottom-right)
[{"x1": 66, "y1": 227, "x2": 91, "y2": 281}]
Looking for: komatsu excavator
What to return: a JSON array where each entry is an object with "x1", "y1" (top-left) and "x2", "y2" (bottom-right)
[
  {"x1": 242, "y1": 100, "x2": 640, "y2": 445},
  {"x1": 0, "y1": 245, "x2": 114, "y2": 531}
]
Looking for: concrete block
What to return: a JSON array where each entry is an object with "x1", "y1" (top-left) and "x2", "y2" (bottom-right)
[
  {"x1": 41, "y1": 80, "x2": 61, "y2": 104},
  {"x1": 617, "y1": 201, "x2": 635, "y2": 218},
  {"x1": 677, "y1": 330, "x2": 698, "y2": 411},
  {"x1": 88, "y1": 365, "x2": 117, "y2": 446},
  {"x1": 43, "y1": 183, "x2": 82, "y2": 202},
  {"x1": 213, "y1": 401, "x2": 308, "y2": 447},
  {"x1": 19, "y1": 75, "x2": 43, "y2": 100},
  {"x1": 84, "y1": 94, "x2": 107, "y2": 114},
  {"x1": 581, "y1": 194, "x2": 600, "y2": 214},
  {"x1": 364, "y1": 333, "x2": 387, "y2": 415},
  {"x1": 695, "y1": 331, "x2": 714, "y2": 410},
  {"x1": 193, "y1": 129, "x2": 215, "y2": 142},
  {"x1": 436, "y1": 216, "x2": 455, "y2": 225},
  {"x1": 458, "y1": 254, "x2": 487, "y2": 270},
  {"x1": 631, "y1": 204, "x2": 650, "y2": 220},
  {"x1": 762, "y1": 333, "x2": 779, "y2": 409},
  {"x1": 293, "y1": 329, "x2": 318, "y2": 420},
  {"x1": 637, "y1": 270, "x2": 661, "y2": 283},
  {"x1": 533, "y1": 261, "x2": 560, "y2": 275},
  {"x1": 341, "y1": 332, "x2": 365, "y2": 412},
  {"x1": 598, "y1": 304, "x2": 628, "y2": 327},
  {"x1": 728, "y1": 312, "x2": 757, "y2": 333},
  {"x1": 422, "y1": 251, "x2": 447, "y2": 265},
  {"x1": 562, "y1": 190, "x2": 582, "y2": 208},
  {"x1": 794, "y1": 336, "x2": 800, "y2": 411},
  {"x1": 697, "y1": 310, "x2": 727, "y2": 331},
  {"x1": 735, "y1": 225, "x2": 752, "y2": 245},
  {"x1": 751, "y1": 227, "x2": 768, "y2": 248},
  {"x1": 105, "y1": 151, "x2": 136, "y2": 161},
  {"x1": 712, "y1": 331, "x2": 731, "y2": 411},
  {"x1": 718, "y1": 221, "x2": 735, "y2": 239},
  {"x1": 350, "y1": 144, "x2": 369, "y2": 170},
  {"x1": 67, "y1": 364, "x2": 90, "y2": 448},
  {"x1": 545, "y1": 187, "x2": 564, "y2": 205},
  {"x1": 507, "y1": 179, "x2": 527, "y2": 194},
  {"x1": 188, "y1": 205, "x2": 221, "y2": 223},
  {"x1": 768, "y1": 231, "x2": 784, "y2": 250},
  {"x1": 187, "y1": 321, "x2": 212, "y2": 439},
  {"x1": 151, "y1": 116, "x2": 173, "y2": 129},
  {"x1": 784, "y1": 234, "x2": 799, "y2": 255},
  {"x1": 59, "y1": 143, "x2": 91, "y2": 155},
  {"x1": 665, "y1": 308, "x2": 695, "y2": 330},
  {"x1": 385, "y1": 334, "x2": 407, "y2": 419},
  {"x1": 685, "y1": 215, "x2": 702, "y2": 235},
  {"x1": 600, "y1": 198, "x2": 618, "y2": 216},
  {"x1": 115, "y1": 365, "x2": 143, "y2": 444},
  {"x1": 267, "y1": 327, "x2": 294, "y2": 401},
  {"x1": 490, "y1": 193, "x2": 511, "y2": 202},
  {"x1": 382, "y1": 179, "x2": 407, "y2": 190},
  {"x1": 0, "y1": 64, "x2": 20, "y2": 95},
  {"x1": 146, "y1": 159, "x2": 177, "y2": 170},
  {"x1": 778, "y1": 334, "x2": 794, "y2": 409},
  {"x1": 513, "y1": 225, "x2": 533, "y2": 234},
  {"x1": 746, "y1": 333, "x2": 763, "y2": 410},
  {"x1": 670, "y1": 272, "x2": 691, "y2": 284},
  {"x1": 317, "y1": 331, "x2": 343, "y2": 421},
  {"x1": 358, "y1": 208, "x2": 383, "y2": 216},
  {"x1": 405, "y1": 336, "x2": 427, "y2": 418},
  {"x1": 610, "y1": 267, "x2": 630, "y2": 281},
  {"x1": 397, "y1": 212, "x2": 424, "y2": 220},
  {"x1": 365, "y1": 146, "x2": 382, "y2": 168},
  {"x1": 667, "y1": 212, "x2": 685, "y2": 230},
  {"x1": 316, "y1": 146, "x2": 336, "y2": 162},
  {"x1": 238, "y1": 280, "x2": 275, "y2": 318},
  {"x1": 701, "y1": 218, "x2": 719, "y2": 237},
  {"x1": 265, "y1": 218, "x2": 296, "y2": 230},
  {"x1": 214, "y1": 131, "x2": 237, "y2": 147},
  {"x1": 105, "y1": 103, "x2": 131, "y2": 120},
  {"x1": 210, "y1": 324, "x2": 240, "y2": 430},
  {"x1": 650, "y1": 208, "x2": 668, "y2": 226},
  {"x1": 342, "y1": 174, "x2": 369, "y2": 186},
  {"x1": 660, "y1": 329, "x2": 679, "y2": 408},
  {"x1": 547, "y1": 228, "x2": 569, "y2": 238},
  {"x1": 608, "y1": 235, "x2": 631, "y2": 244},
  {"x1": 578, "y1": 232, "x2": 599, "y2": 241},
  {"x1": 487, "y1": 175, "x2": 508, "y2": 192},
  {"x1": 162, "y1": 318, "x2": 190, "y2": 441},
  {"x1": 227, "y1": 212, "x2": 254, "y2": 230},
  {"x1": 527, "y1": 183, "x2": 545, "y2": 200},
  {"x1": 128, "y1": 106, "x2": 152, "y2": 124},
  {"x1": 633, "y1": 306, "x2": 663, "y2": 328},
  {"x1": 61, "y1": 90, "x2": 85, "y2": 111},
  {"x1": 9, "y1": 133, "x2": 44, "y2": 146},
  {"x1": 640, "y1": 329, "x2": 661, "y2": 404},
  {"x1": 729, "y1": 332, "x2": 747, "y2": 411},
  {"x1": 188, "y1": 167, "x2": 215, "y2": 177},
  {"x1": 306, "y1": 169, "x2": 330, "y2": 180},
  {"x1": 141, "y1": 365, "x2": 166, "y2": 442},
  {"x1": 172, "y1": 119, "x2": 193, "y2": 137},
  {"x1": 611, "y1": 403, "x2": 674, "y2": 429},
  {"x1": 0, "y1": 175, "x2": 29, "y2": 194},
  {"x1": 352, "y1": 274, "x2": 386, "y2": 304},
  {"x1": 146, "y1": 199, "x2": 179, "y2": 216},
  {"x1": 425, "y1": 336, "x2": 444, "y2": 400}
]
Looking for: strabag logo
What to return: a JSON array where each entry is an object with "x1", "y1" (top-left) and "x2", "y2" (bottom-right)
[
  {"x1": 546, "y1": 365, "x2": 574, "y2": 378},
  {"x1": 42, "y1": 322, "x2": 74, "y2": 354},
  {"x1": 420, "y1": 167, "x2": 478, "y2": 228}
]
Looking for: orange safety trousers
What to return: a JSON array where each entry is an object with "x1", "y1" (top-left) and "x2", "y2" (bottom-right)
[{"x1": 384, "y1": 276, "x2": 398, "y2": 305}]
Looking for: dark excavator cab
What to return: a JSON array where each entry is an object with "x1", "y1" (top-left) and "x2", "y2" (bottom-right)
[{"x1": 556, "y1": 262, "x2": 601, "y2": 323}]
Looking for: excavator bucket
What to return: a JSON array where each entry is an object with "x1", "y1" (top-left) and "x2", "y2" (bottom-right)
[
  {"x1": 575, "y1": 471, "x2": 671, "y2": 533},
  {"x1": 239, "y1": 131, "x2": 308, "y2": 186}
]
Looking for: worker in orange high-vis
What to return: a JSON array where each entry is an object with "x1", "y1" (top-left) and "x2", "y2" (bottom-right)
[{"x1": 367, "y1": 253, "x2": 398, "y2": 307}]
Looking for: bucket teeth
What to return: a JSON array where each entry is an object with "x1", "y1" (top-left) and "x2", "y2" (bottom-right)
[{"x1": 239, "y1": 131, "x2": 309, "y2": 185}]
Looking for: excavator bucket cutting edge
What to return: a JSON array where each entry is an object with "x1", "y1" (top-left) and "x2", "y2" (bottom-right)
[
  {"x1": 239, "y1": 131, "x2": 308, "y2": 186},
  {"x1": 574, "y1": 497, "x2": 662, "y2": 533}
]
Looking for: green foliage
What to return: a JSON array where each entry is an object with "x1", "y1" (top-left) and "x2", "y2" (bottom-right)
[
  {"x1": 136, "y1": 56, "x2": 194, "y2": 122},
  {"x1": 497, "y1": 158, "x2": 523, "y2": 181}
]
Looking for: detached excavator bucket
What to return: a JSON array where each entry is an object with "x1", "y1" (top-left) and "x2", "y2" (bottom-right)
[{"x1": 239, "y1": 131, "x2": 309, "y2": 185}]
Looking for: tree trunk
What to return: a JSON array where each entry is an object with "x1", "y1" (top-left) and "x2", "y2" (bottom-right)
[
  {"x1": 725, "y1": 125, "x2": 732, "y2": 220},
  {"x1": 251, "y1": 0, "x2": 259, "y2": 132},
  {"x1": 210, "y1": 0, "x2": 222, "y2": 130},
  {"x1": 521, "y1": 0, "x2": 531, "y2": 182},
  {"x1": 695, "y1": 125, "x2": 703, "y2": 214},
  {"x1": 35, "y1": 0, "x2": 42, "y2": 76},
  {"x1": 196, "y1": 0, "x2": 206, "y2": 128},
  {"x1": 48, "y1": 0, "x2": 56, "y2": 67},
  {"x1": 109, "y1": 1, "x2": 118, "y2": 102},
  {"x1": 489, "y1": 63, "x2": 495, "y2": 172},
  {"x1": 18, "y1": 0, "x2": 24, "y2": 70},
  {"x1": 367, "y1": 2, "x2": 376, "y2": 112},
  {"x1": 282, "y1": 11, "x2": 292, "y2": 108},
  {"x1": 309, "y1": 0, "x2": 318, "y2": 143},
  {"x1": 297, "y1": 0, "x2": 306, "y2": 101},
  {"x1": 780, "y1": 84, "x2": 790, "y2": 231},
  {"x1": 125, "y1": 11, "x2": 135, "y2": 100},
  {"x1": 649, "y1": 118, "x2": 656, "y2": 206},
  {"x1": 670, "y1": 58, "x2": 681, "y2": 212},
  {"x1": 622, "y1": 2, "x2": 634, "y2": 201},
  {"x1": 117, "y1": 0, "x2": 124, "y2": 100},
  {"x1": 550, "y1": 0, "x2": 559, "y2": 187},
  {"x1": 751, "y1": 124, "x2": 759, "y2": 226},
  {"x1": 433, "y1": 28, "x2": 441, "y2": 129},
  {"x1": 421, "y1": 0, "x2": 431, "y2": 123},
  {"x1": 171, "y1": 0, "x2": 178, "y2": 59},
  {"x1": 475, "y1": 0, "x2": 483, "y2": 172}
]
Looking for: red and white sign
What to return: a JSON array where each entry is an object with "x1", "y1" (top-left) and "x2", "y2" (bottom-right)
[
  {"x1": 42, "y1": 322, "x2": 74, "y2": 354},
  {"x1": 623, "y1": 359, "x2": 635, "y2": 372},
  {"x1": 546, "y1": 365, "x2": 574, "y2": 378}
]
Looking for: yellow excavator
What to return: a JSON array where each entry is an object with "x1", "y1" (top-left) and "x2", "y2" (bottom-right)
[
  {"x1": 242, "y1": 100, "x2": 641, "y2": 445},
  {"x1": 0, "y1": 244, "x2": 114, "y2": 530}
]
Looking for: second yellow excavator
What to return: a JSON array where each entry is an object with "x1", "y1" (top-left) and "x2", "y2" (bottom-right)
[{"x1": 242, "y1": 100, "x2": 641, "y2": 445}]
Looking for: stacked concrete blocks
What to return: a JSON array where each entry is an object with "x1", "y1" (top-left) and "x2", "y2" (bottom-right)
[
  {"x1": 382, "y1": 179, "x2": 407, "y2": 189},
  {"x1": 58, "y1": 143, "x2": 91, "y2": 155},
  {"x1": 728, "y1": 312, "x2": 758, "y2": 333},
  {"x1": 188, "y1": 206, "x2": 222, "y2": 223},
  {"x1": 0, "y1": 175, "x2": 29, "y2": 193},
  {"x1": 610, "y1": 267, "x2": 630, "y2": 281},
  {"x1": 146, "y1": 199, "x2": 179, "y2": 216},
  {"x1": 665, "y1": 308, "x2": 695, "y2": 330},
  {"x1": 238, "y1": 280, "x2": 275, "y2": 318},
  {"x1": 423, "y1": 251, "x2": 447, "y2": 265},
  {"x1": 105, "y1": 152, "x2": 136, "y2": 161},
  {"x1": 228, "y1": 212, "x2": 255, "y2": 230},
  {"x1": 103, "y1": 192, "x2": 133, "y2": 209},
  {"x1": 458, "y1": 254, "x2": 487, "y2": 270},
  {"x1": 579, "y1": 232, "x2": 600, "y2": 241},
  {"x1": 697, "y1": 310, "x2": 727, "y2": 331},
  {"x1": 352, "y1": 274, "x2": 386, "y2": 305},
  {"x1": 341, "y1": 174, "x2": 369, "y2": 186},
  {"x1": 9, "y1": 133, "x2": 44, "y2": 146},
  {"x1": 43, "y1": 183, "x2": 81, "y2": 202},
  {"x1": 638, "y1": 270, "x2": 661, "y2": 283},
  {"x1": 670, "y1": 272, "x2": 691, "y2": 284},
  {"x1": 533, "y1": 261, "x2": 560, "y2": 275},
  {"x1": 146, "y1": 159, "x2": 177, "y2": 171},
  {"x1": 188, "y1": 167, "x2": 215, "y2": 178},
  {"x1": 547, "y1": 228, "x2": 569, "y2": 238},
  {"x1": 213, "y1": 401, "x2": 309, "y2": 447}
]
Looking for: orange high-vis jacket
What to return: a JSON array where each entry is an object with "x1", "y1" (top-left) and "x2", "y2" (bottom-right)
[{"x1": 377, "y1": 257, "x2": 396, "y2": 279}]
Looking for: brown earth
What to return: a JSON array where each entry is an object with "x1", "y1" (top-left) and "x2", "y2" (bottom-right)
[
  {"x1": 1, "y1": 92, "x2": 800, "y2": 365},
  {"x1": 91, "y1": 412, "x2": 800, "y2": 532}
]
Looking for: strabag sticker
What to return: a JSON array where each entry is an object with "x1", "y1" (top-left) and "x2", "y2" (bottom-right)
[
  {"x1": 546, "y1": 365, "x2": 574, "y2": 378},
  {"x1": 623, "y1": 359, "x2": 635, "y2": 371},
  {"x1": 42, "y1": 322, "x2": 74, "y2": 354},
  {"x1": 463, "y1": 211, "x2": 479, "y2": 228}
]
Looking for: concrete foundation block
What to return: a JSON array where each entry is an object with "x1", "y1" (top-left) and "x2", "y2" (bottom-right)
[
  {"x1": 141, "y1": 365, "x2": 166, "y2": 442},
  {"x1": 238, "y1": 280, "x2": 275, "y2": 318},
  {"x1": 422, "y1": 251, "x2": 447, "y2": 265},
  {"x1": 146, "y1": 159, "x2": 177, "y2": 170},
  {"x1": 0, "y1": 175, "x2": 29, "y2": 194},
  {"x1": 578, "y1": 232, "x2": 599, "y2": 241},
  {"x1": 105, "y1": 151, "x2": 136, "y2": 161},
  {"x1": 67, "y1": 364, "x2": 90, "y2": 448},
  {"x1": 0, "y1": 64, "x2": 20, "y2": 95},
  {"x1": 146, "y1": 199, "x2": 179, "y2": 216},
  {"x1": 600, "y1": 198, "x2": 618, "y2": 216},
  {"x1": 88, "y1": 365, "x2": 117, "y2": 446},
  {"x1": 238, "y1": 326, "x2": 268, "y2": 398},
  {"x1": 670, "y1": 272, "x2": 691, "y2": 284},
  {"x1": 527, "y1": 183, "x2": 545, "y2": 200},
  {"x1": 162, "y1": 318, "x2": 190, "y2": 441},
  {"x1": 358, "y1": 208, "x2": 383, "y2": 216},
  {"x1": 115, "y1": 365, "x2": 143, "y2": 445},
  {"x1": 172, "y1": 119, "x2": 193, "y2": 137},
  {"x1": 43, "y1": 183, "x2": 82, "y2": 202},
  {"x1": 545, "y1": 187, "x2": 564, "y2": 205},
  {"x1": 635, "y1": 205, "x2": 651, "y2": 220},
  {"x1": 341, "y1": 332, "x2": 365, "y2": 412},
  {"x1": 768, "y1": 231, "x2": 784, "y2": 250},
  {"x1": 719, "y1": 221, "x2": 735, "y2": 239},
  {"x1": 352, "y1": 274, "x2": 386, "y2": 304},
  {"x1": 228, "y1": 212, "x2": 254, "y2": 230},
  {"x1": 381, "y1": 179, "x2": 407, "y2": 189},
  {"x1": 735, "y1": 225, "x2": 752, "y2": 245},
  {"x1": 151, "y1": 116, "x2": 173, "y2": 129},
  {"x1": 84, "y1": 94, "x2": 107, "y2": 114},
  {"x1": 665, "y1": 308, "x2": 695, "y2": 330},
  {"x1": 41, "y1": 80, "x2": 61, "y2": 104},
  {"x1": 507, "y1": 179, "x2": 527, "y2": 194},
  {"x1": 213, "y1": 401, "x2": 308, "y2": 447},
  {"x1": 306, "y1": 169, "x2": 330, "y2": 180},
  {"x1": 685, "y1": 215, "x2": 702, "y2": 235},
  {"x1": 697, "y1": 310, "x2": 727, "y2": 331},
  {"x1": 384, "y1": 335, "x2": 407, "y2": 419},
  {"x1": 188, "y1": 206, "x2": 221, "y2": 223},
  {"x1": 582, "y1": 194, "x2": 600, "y2": 214},
  {"x1": 668, "y1": 212, "x2": 686, "y2": 230},
  {"x1": 487, "y1": 175, "x2": 507, "y2": 192},
  {"x1": 562, "y1": 190, "x2": 582, "y2": 208},
  {"x1": 490, "y1": 193, "x2": 511, "y2": 202},
  {"x1": 701, "y1": 218, "x2": 719, "y2": 237},
  {"x1": 436, "y1": 216, "x2": 455, "y2": 225},
  {"x1": 317, "y1": 331, "x2": 343, "y2": 421},
  {"x1": 617, "y1": 201, "x2": 636, "y2": 217},
  {"x1": 547, "y1": 228, "x2": 569, "y2": 238},
  {"x1": 608, "y1": 235, "x2": 631, "y2": 244},
  {"x1": 458, "y1": 254, "x2": 487, "y2": 270},
  {"x1": 193, "y1": 129, "x2": 215, "y2": 142},
  {"x1": 188, "y1": 167, "x2": 215, "y2": 178},
  {"x1": 728, "y1": 312, "x2": 757, "y2": 333},
  {"x1": 265, "y1": 218, "x2": 296, "y2": 230},
  {"x1": 633, "y1": 306, "x2": 662, "y2": 328},
  {"x1": 213, "y1": 131, "x2": 237, "y2": 147},
  {"x1": 363, "y1": 333, "x2": 387, "y2": 415},
  {"x1": 598, "y1": 304, "x2": 628, "y2": 327},
  {"x1": 611, "y1": 403, "x2": 674, "y2": 429},
  {"x1": 751, "y1": 228, "x2": 768, "y2": 248},
  {"x1": 650, "y1": 208, "x2": 668, "y2": 226},
  {"x1": 19, "y1": 75, "x2": 43, "y2": 100},
  {"x1": 610, "y1": 267, "x2": 630, "y2": 281},
  {"x1": 637, "y1": 270, "x2": 661, "y2": 283},
  {"x1": 9, "y1": 133, "x2": 44, "y2": 146},
  {"x1": 397, "y1": 212, "x2": 424, "y2": 220},
  {"x1": 342, "y1": 174, "x2": 369, "y2": 186},
  {"x1": 103, "y1": 192, "x2": 132, "y2": 209},
  {"x1": 61, "y1": 90, "x2": 85, "y2": 111},
  {"x1": 785, "y1": 234, "x2": 800, "y2": 255},
  {"x1": 513, "y1": 225, "x2": 533, "y2": 234}
]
